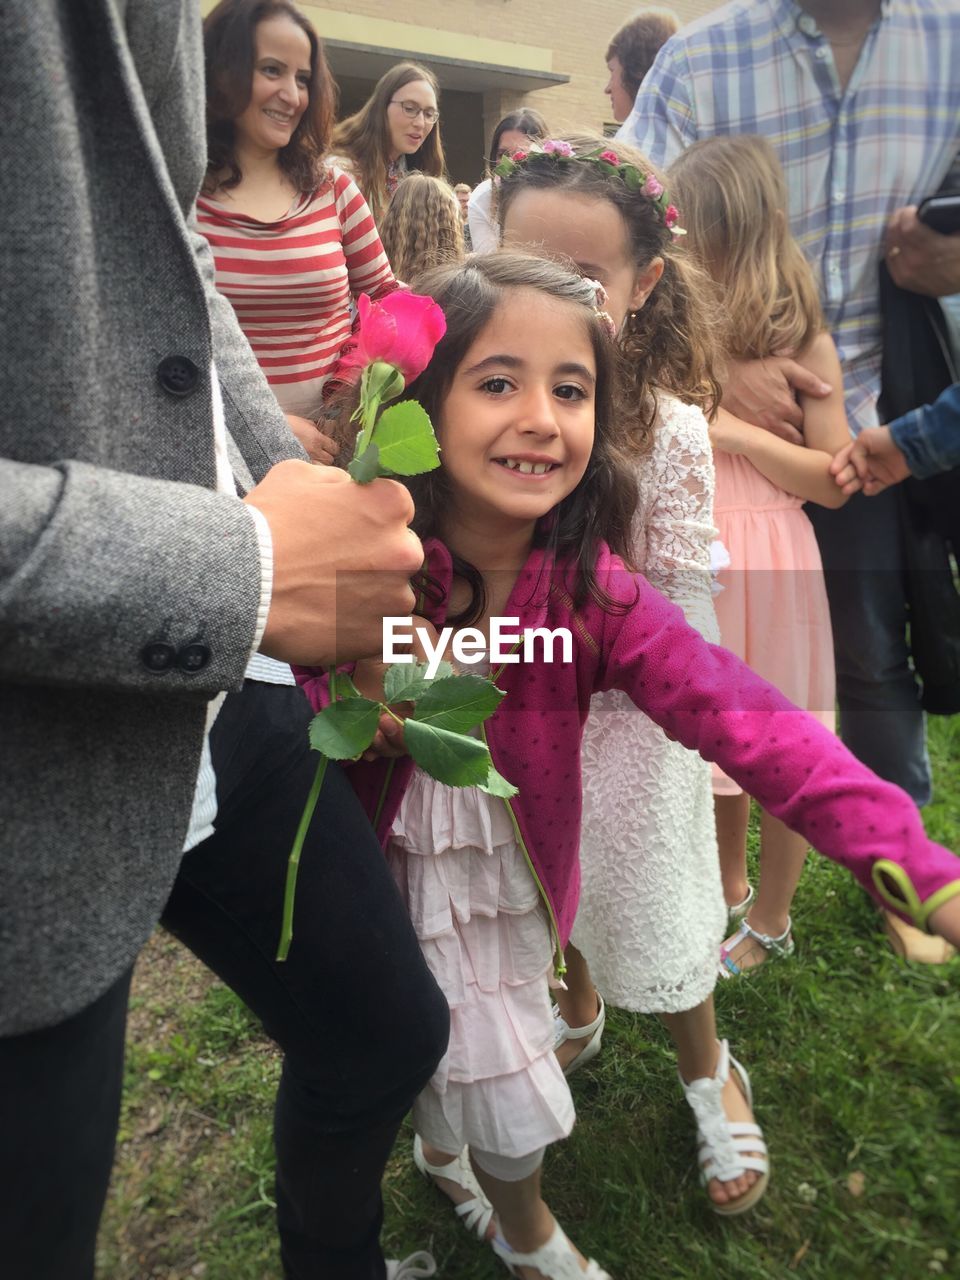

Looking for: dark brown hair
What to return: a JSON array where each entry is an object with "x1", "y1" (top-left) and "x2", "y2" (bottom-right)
[
  {"x1": 330, "y1": 63, "x2": 445, "y2": 225},
  {"x1": 496, "y1": 132, "x2": 721, "y2": 446},
  {"x1": 203, "y1": 0, "x2": 335, "y2": 195},
  {"x1": 488, "y1": 109, "x2": 549, "y2": 172},
  {"x1": 606, "y1": 7, "x2": 680, "y2": 101},
  {"x1": 379, "y1": 175, "x2": 465, "y2": 281},
  {"x1": 399, "y1": 253, "x2": 640, "y2": 621}
]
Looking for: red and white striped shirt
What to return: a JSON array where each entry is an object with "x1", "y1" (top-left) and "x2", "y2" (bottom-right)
[{"x1": 197, "y1": 167, "x2": 395, "y2": 417}]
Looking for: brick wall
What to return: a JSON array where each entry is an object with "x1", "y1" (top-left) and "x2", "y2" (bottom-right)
[{"x1": 304, "y1": 1, "x2": 720, "y2": 163}]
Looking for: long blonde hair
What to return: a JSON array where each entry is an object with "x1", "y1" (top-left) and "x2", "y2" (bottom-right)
[
  {"x1": 379, "y1": 174, "x2": 464, "y2": 280},
  {"x1": 330, "y1": 63, "x2": 445, "y2": 225},
  {"x1": 668, "y1": 135, "x2": 824, "y2": 360}
]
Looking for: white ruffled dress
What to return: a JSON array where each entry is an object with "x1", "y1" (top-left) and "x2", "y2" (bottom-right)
[{"x1": 387, "y1": 766, "x2": 575, "y2": 1159}]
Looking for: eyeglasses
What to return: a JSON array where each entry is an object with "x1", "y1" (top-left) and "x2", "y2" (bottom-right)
[{"x1": 390, "y1": 99, "x2": 440, "y2": 125}]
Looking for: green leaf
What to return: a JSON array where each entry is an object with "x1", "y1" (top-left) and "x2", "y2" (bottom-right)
[
  {"x1": 347, "y1": 440, "x2": 382, "y2": 484},
  {"x1": 370, "y1": 401, "x2": 441, "y2": 477},
  {"x1": 411, "y1": 673, "x2": 505, "y2": 734},
  {"x1": 403, "y1": 718, "x2": 492, "y2": 787},
  {"x1": 328, "y1": 672, "x2": 363, "y2": 701},
  {"x1": 622, "y1": 165, "x2": 642, "y2": 191},
  {"x1": 383, "y1": 660, "x2": 456, "y2": 704},
  {"x1": 308, "y1": 699, "x2": 381, "y2": 759},
  {"x1": 478, "y1": 764, "x2": 519, "y2": 798}
]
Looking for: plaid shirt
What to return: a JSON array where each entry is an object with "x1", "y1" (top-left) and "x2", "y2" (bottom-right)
[{"x1": 619, "y1": 0, "x2": 960, "y2": 434}]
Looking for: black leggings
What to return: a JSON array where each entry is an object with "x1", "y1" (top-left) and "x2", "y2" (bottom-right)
[{"x1": 0, "y1": 682, "x2": 449, "y2": 1279}]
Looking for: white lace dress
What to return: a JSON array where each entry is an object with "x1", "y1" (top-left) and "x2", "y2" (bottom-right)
[{"x1": 572, "y1": 394, "x2": 727, "y2": 1012}]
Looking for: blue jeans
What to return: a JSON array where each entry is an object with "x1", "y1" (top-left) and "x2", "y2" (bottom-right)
[
  {"x1": 0, "y1": 682, "x2": 449, "y2": 1280},
  {"x1": 806, "y1": 488, "x2": 931, "y2": 806}
]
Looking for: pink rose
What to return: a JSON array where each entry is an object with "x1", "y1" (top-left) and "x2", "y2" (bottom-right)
[
  {"x1": 337, "y1": 291, "x2": 447, "y2": 386},
  {"x1": 643, "y1": 175, "x2": 664, "y2": 199},
  {"x1": 542, "y1": 139, "x2": 574, "y2": 157},
  {"x1": 511, "y1": 149, "x2": 528, "y2": 163},
  {"x1": 664, "y1": 205, "x2": 680, "y2": 228},
  {"x1": 599, "y1": 149, "x2": 620, "y2": 166}
]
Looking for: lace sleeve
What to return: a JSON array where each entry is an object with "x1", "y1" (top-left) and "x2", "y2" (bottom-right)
[{"x1": 632, "y1": 395, "x2": 719, "y2": 643}]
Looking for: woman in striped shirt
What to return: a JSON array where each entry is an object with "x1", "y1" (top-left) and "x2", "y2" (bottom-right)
[{"x1": 199, "y1": 0, "x2": 396, "y2": 462}]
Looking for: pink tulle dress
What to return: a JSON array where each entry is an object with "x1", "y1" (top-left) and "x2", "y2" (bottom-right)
[
  {"x1": 387, "y1": 766, "x2": 575, "y2": 1160},
  {"x1": 711, "y1": 451, "x2": 836, "y2": 796}
]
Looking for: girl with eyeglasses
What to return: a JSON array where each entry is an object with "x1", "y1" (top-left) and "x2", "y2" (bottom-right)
[{"x1": 330, "y1": 62, "x2": 446, "y2": 226}]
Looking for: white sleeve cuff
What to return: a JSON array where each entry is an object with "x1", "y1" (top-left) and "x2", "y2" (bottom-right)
[{"x1": 245, "y1": 503, "x2": 275, "y2": 658}]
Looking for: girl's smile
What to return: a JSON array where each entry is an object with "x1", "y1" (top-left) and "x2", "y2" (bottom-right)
[{"x1": 437, "y1": 291, "x2": 596, "y2": 536}]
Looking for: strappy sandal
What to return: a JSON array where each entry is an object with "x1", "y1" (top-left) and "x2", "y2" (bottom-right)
[
  {"x1": 726, "y1": 884, "x2": 754, "y2": 932},
  {"x1": 680, "y1": 1038, "x2": 769, "y2": 1216},
  {"x1": 413, "y1": 1135, "x2": 495, "y2": 1242},
  {"x1": 718, "y1": 916, "x2": 794, "y2": 978},
  {"x1": 552, "y1": 995, "x2": 605, "y2": 1078},
  {"x1": 386, "y1": 1253, "x2": 437, "y2": 1279},
  {"x1": 492, "y1": 1220, "x2": 612, "y2": 1278}
]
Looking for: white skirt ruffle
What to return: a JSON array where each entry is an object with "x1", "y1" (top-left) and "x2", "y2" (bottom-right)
[{"x1": 388, "y1": 770, "x2": 575, "y2": 1158}]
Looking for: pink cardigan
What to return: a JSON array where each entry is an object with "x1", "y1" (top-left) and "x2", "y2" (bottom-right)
[{"x1": 296, "y1": 539, "x2": 960, "y2": 954}]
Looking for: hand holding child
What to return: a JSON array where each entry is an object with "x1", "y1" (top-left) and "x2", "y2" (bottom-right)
[
  {"x1": 721, "y1": 356, "x2": 832, "y2": 445},
  {"x1": 830, "y1": 426, "x2": 911, "y2": 496}
]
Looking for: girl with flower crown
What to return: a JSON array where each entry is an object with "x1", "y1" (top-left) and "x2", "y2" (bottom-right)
[
  {"x1": 667, "y1": 135, "x2": 852, "y2": 981},
  {"x1": 298, "y1": 251, "x2": 960, "y2": 1280},
  {"x1": 495, "y1": 134, "x2": 769, "y2": 1215}
]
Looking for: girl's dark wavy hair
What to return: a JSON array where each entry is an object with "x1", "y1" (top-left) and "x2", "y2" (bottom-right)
[
  {"x1": 203, "y1": 0, "x2": 335, "y2": 195},
  {"x1": 496, "y1": 132, "x2": 722, "y2": 451},
  {"x1": 397, "y1": 253, "x2": 640, "y2": 624}
]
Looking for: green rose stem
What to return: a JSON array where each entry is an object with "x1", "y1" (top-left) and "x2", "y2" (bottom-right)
[
  {"x1": 276, "y1": 753, "x2": 328, "y2": 962},
  {"x1": 275, "y1": 687, "x2": 406, "y2": 963},
  {"x1": 274, "y1": 333, "x2": 504, "y2": 960}
]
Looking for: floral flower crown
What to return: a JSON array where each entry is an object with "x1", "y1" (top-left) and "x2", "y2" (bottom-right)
[{"x1": 494, "y1": 139, "x2": 686, "y2": 237}]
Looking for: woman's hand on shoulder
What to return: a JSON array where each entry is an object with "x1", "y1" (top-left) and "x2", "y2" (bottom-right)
[{"x1": 285, "y1": 413, "x2": 341, "y2": 465}]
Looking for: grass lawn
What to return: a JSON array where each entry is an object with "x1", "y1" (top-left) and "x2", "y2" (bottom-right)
[{"x1": 98, "y1": 717, "x2": 959, "y2": 1280}]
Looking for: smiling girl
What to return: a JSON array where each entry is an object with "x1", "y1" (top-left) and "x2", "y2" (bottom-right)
[
  {"x1": 298, "y1": 252, "x2": 960, "y2": 1280},
  {"x1": 496, "y1": 136, "x2": 767, "y2": 1215}
]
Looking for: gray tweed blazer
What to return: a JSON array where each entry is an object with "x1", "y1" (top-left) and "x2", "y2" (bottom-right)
[{"x1": 0, "y1": 0, "x2": 305, "y2": 1034}]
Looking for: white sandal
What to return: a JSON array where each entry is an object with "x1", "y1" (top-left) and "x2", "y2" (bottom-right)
[
  {"x1": 413, "y1": 1135, "x2": 495, "y2": 1241},
  {"x1": 726, "y1": 884, "x2": 754, "y2": 931},
  {"x1": 386, "y1": 1252, "x2": 437, "y2": 1279},
  {"x1": 680, "y1": 1038, "x2": 769, "y2": 1216},
  {"x1": 719, "y1": 916, "x2": 794, "y2": 978},
  {"x1": 492, "y1": 1219, "x2": 611, "y2": 1278},
  {"x1": 552, "y1": 995, "x2": 605, "y2": 1078}
]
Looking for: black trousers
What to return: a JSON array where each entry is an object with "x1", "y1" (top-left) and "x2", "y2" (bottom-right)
[{"x1": 0, "y1": 682, "x2": 449, "y2": 1280}]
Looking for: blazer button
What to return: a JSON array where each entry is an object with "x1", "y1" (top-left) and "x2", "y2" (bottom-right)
[
  {"x1": 177, "y1": 642, "x2": 211, "y2": 673},
  {"x1": 140, "y1": 641, "x2": 177, "y2": 673},
  {"x1": 157, "y1": 355, "x2": 200, "y2": 397}
]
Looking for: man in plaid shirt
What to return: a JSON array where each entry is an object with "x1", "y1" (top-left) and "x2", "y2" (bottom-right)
[{"x1": 620, "y1": 0, "x2": 960, "y2": 961}]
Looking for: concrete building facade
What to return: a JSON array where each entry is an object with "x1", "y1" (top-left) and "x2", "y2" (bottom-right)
[{"x1": 200, "y1": 1, "x2": 718, "y2": 184}]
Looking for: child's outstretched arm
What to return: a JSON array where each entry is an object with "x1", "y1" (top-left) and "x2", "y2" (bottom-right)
[
  {"x1": 596, "y1": 570, "x2": 960, "y2": 945},
  {"x1": 710, "y1": 334, "x2": 852, "y2": 509}
]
